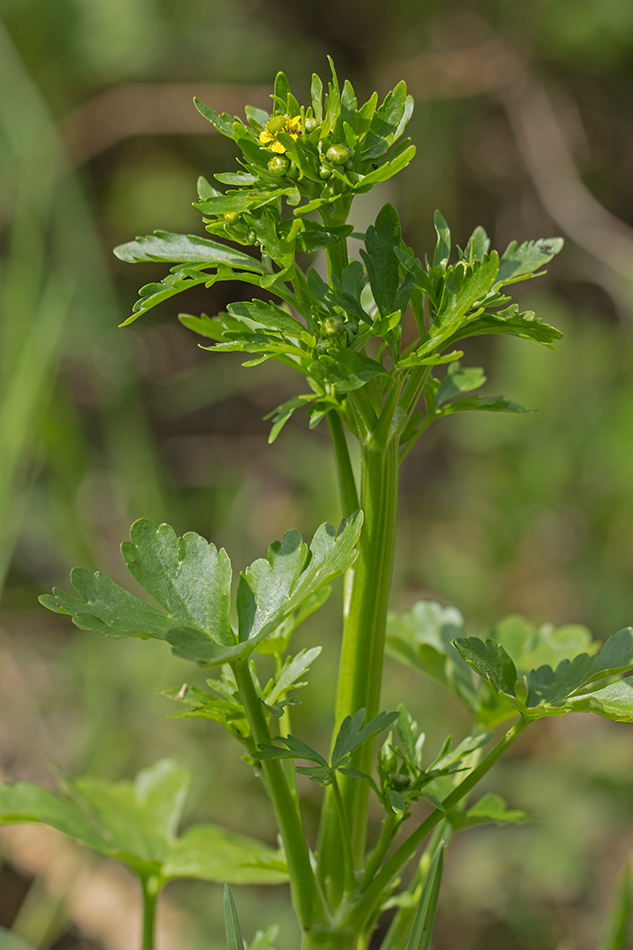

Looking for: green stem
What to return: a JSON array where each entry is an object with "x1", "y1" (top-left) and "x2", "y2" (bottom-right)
[
  {"x1": 140, "y1": 875, "x2": 160, "y2": 950},
  {"x1": 379, "y1": 825, "x2": 450, "y2": 950},
  {"x1": 232, "y1": 659, "x2": 322, "y2": 930},
  {"x1": 321, "y1": 199, "x2": 352, "y2": 283},
  {"x1": 332, "y1": 774, "x2": 357, "y2": 895},
  {"x1": 317, "y1": 434, "x2": 400, "y2": 900},
  {"x1": 327, "y1": 411, "x2": 359, "y2": 516},
  {"x1": 345, "y1": 717, "x2": 529, "y2": 933}
]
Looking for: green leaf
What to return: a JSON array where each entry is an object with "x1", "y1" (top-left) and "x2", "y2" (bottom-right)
[
  {"x1": 267, "y1": 647, "x2": 322, "y2": 706},
  {"x1": 223, "y1": 885, "x2": 245, "y2": 950},
  {"x1": 406, "y1": 843, "x2": 444, "y2": 950},
  {"x1": 0, "y1": 781, "x2": 108, "y2": 852},
  {"x1": 273, "y1": 71, "x2": 291, "y2": 114},
  {"x1": 451, "y1": 637, "x2": 519, "y2": 699},
  {"x1": 361, "y1": 81, "x2": 410, "y2": 161},
  {"x1": 63, "y1": 758, "x2": 190, "y2": 865},
  {"x1": 39, "y1": 566, "x2": 177, "y2": 641},
  {"x1": 447, "y1": 305, "x2": 563, "y2": 348},
  {"x1": 526, "y1": 627, "x2": 633, "y2": 707},
  {"x1": 449, "y1": 792, "x2": 534, "y2": 830},
  {"x1": 0, "y1": 761, "x2": 286, "y2": 888},
  {"x1": 435, "y1": 365, "x2": 486, "y2": 406},
  {"x1": 433, "y1": 211, "x2": 451, "y2": 268},
  {"x1": 122, "y1": 520, "x2": 234, "y2": 646},
  {"x1": 311, "y1": 72, "x2": 323, "y2": 123},
  {"x1": 496, "y1": 237, "x2": 564, "y2": 286},
  {"x1": 309, "y1": 348, "x2": 388, "y2": 393},
  {"x1": 566, "y1": 680, "x2": 633, "y2": 723},
  {"x1": 113, "y1": 231, "x2": 262, "y2": 270},
  {"x1": 597, "y1": 863, "x2": 632, "y2": 950},
  {"x1": 355, "y1": 144, "x2": 416, "y2": 191},
  {"x1": 163, "y1": 824, "x2": 287, "y2": 884},
  {"x1": 227, "y1": 299, "x2": 305, "y2": 337},
  {"x1": 491, "y1": 615, "x2": 596, "y2": 675},
  {"x1": 360, "y1": 203, "x2": 401, "y2": 318},
  {"x1": 435, "y1": 254, "x2": 499, "y2": 325},
  {"x1": 573, "y1": 678, "x2": 633, "y2": 721},
  {"x1": 331, "y1": 709, "x2": 399, "y2": 767},
  {"x1": 40, "y1": 520, "x2": 234, "y2": 655},
  {"x1": 194, "y1": 98, "x2": 237, "y2": 136},
  {"x1": 265, "y1": 394, "x2": 316, "y2": 443},
  {"x1": 386, "y1": 601, "x2": 478, "y2": 714},
  {"x1": 237, "y1": 513, "x2": 362, "y2": 646}
]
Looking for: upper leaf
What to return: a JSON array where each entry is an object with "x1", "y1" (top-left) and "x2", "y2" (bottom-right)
[{"x1": 113, "y1": 231, "x2": 262, "y2": 270}]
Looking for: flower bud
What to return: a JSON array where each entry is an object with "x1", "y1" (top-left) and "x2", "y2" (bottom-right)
[
  {"x1": 266, "y1": 114, "x2": 289, "y2": 134},
  {"x1": 267, "y1": 155, "x2": 290, "y2": 176},
  {"x1": 326, "y1": 145, "x2": 352, "y2": 165},
  {"x1": 304, "y1": 117, "x2": 318, "y2": 132},
  {"x1": 223, "y1": 212, "x2": 240, "y2": 224},
  {"x1": 319, "y1": 165, "x2": 332, "y2": 179},
  {"x1": 322, "y1": 315, "x2": 344, "y2": 338}
]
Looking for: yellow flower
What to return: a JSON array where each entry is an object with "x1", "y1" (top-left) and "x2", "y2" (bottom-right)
[{"x1": 259, "y1": 115, "x2": 302, "y2": 153}]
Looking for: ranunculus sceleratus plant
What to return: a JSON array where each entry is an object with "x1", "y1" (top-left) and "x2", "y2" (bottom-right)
[{"x1": 4, "y1": 59, "x2": 633, "y2": 950}]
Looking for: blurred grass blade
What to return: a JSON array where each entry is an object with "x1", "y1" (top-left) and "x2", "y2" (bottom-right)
[
  {"x1": 223, "y1": 884, "x2": 245, "y2": 950},
  {"x1": 597, "y1": 863, "x2": 632, "y2": 950},
  {"x1": 404, "y1": 843, "x2": 444, "y2": 950}
]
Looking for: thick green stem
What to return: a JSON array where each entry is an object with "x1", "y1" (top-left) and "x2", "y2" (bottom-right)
[
  {"x1": 232, "y1": 659, "x2": 322, "y2": 931},
  {"x1": 317, "y1": 434, "x2": 400, "y2": 900},
  {"x1": 140, "y1": 875, "x2": 160, "y2": 950},
  {"x1": 345, "y1": 717, "x2": 529, "y2": 933}
]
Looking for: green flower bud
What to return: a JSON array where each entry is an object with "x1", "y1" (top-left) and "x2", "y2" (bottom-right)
[
  {"x1": 246, "y1": 229, "x2": 256, "y2": 243},
  {"x1": 345, "y1": 320, "x2": 359, "y2": 338},
  {"x1": 322, "y1": 315, "x2": 344, "y2": 338},
  {"x1": 315, "y1": 339, "x2": 328, "y2": 355},
  {"x1": 223, "y1": 212, "x2": 241, "y2": 224},
  {"x1": 304, "y1": 117, "x2": 318, "y2": 132},
  {"x1": 268, "y1": 155, "x2": 290, "y2": 176},
  {"x1": 319, "y1": 165, "x2": 332, "y2": 179},
  {"x1": 390, "y1": 773, "x2": 411, "y2": 791},
  {"x1": 266, "y1": 114, "x2": 288, "y2": 134},
  {"x1": 326, "y1": 145, "x2": 352, "y2": 165}
]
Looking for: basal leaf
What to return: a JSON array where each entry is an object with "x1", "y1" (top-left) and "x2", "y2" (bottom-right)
[
  {"x1": 0, "y1": 781, "x2": 108, "y2": 853},
  {"x1": 163, "y1": 824, "x2": 287, "y2": 884},
  {"x1": 64, "y1": 758, "x2": 191, "y2": 865}
]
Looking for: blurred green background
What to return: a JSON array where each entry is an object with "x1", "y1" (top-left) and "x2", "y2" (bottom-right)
[{"x1": 1, "y1": 0, "x2": 633, "y2": 948}]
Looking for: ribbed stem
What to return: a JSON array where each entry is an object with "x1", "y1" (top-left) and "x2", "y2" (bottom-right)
[
  {"x1": 232, "y1": 659, "x2": 322, "y2": 930},
  {"x1": 317, "y1": 434, "x2": 399, "y2": 901}
]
